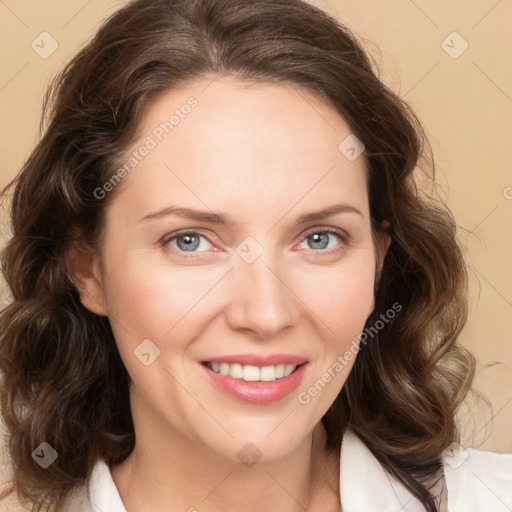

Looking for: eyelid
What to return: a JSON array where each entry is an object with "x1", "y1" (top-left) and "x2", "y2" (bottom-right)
[
  {"x1": 160, "y1": 228, "x2": 217, "y2": 251},
  {"x1": 160, "y1": 227, "x2": 215, "y2": 242},
  {"x1": 294, "y1": 225, "x2": 350, "y2": 244}
]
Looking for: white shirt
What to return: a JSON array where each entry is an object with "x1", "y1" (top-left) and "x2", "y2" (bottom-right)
[{"x1": 72, "y1": 430, "x2": 511, "y2": 512}]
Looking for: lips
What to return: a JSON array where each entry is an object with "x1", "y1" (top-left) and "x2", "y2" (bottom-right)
[{"x1": 200, "y1": 354, "x2": 308, "y2": 404}]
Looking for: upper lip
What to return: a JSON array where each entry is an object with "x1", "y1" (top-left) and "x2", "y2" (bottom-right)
[{"x1": 202, "y1": 354, "x2": 308, "y2": 366}]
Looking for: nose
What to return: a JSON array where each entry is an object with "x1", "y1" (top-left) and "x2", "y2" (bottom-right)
[{"x1": 224, "y1": 251, "x2": 301, "y2": 339}]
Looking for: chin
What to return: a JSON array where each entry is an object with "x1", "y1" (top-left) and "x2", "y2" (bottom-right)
[{"x1": 192, "y1": 417, "x2": 314, "y2": 465}]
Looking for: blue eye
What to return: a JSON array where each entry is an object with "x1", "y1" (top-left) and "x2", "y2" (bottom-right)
[
  {"x1": 297, "y1": 229, "x2": 346, "y2": 254},
  {"x1": 163, "y1": 231, "x2": 214, "y2": 253}
]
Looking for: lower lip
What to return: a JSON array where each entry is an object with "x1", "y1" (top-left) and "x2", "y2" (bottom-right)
[{"x1": 201, "y1": 363, "x2": 308, "y2": 404}]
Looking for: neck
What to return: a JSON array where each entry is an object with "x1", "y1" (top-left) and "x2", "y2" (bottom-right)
[{"x1": 110, "y1": 397, "x2": 339, "y2": 512}]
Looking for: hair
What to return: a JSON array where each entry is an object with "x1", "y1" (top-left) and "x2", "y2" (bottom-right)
[{"x1": 0, "y1": 0, "x2": 475, "y2": 510}]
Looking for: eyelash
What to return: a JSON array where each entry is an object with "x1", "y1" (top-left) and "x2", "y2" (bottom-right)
[{"x1": 160, "y1": 227, "x2": 349, "y2": 258}]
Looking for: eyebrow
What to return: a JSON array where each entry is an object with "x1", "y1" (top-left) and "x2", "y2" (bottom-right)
[{"x1": 139, "y1": 203, "x2": 363, "y2": 225}]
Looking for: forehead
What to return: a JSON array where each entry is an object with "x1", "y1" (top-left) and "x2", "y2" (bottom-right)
[
  {"x1": 106, "y1": 77, "x2": 369, "y2": 226},
  {"x1": 138, "y1": 76, "x2": 359, "y2": 162}
]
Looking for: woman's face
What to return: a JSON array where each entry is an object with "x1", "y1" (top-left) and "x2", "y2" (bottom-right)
[{"x1": 79, "y1": 77, "x2": 387, "y2": 462}]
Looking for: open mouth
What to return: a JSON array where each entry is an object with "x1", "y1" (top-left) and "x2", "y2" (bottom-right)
[
  {"x1": 202, "y1": 361, "x2": 304, "y2": 382},
  {"x1": 200, "y1": 359, "x2": 308, "y2": 404}
]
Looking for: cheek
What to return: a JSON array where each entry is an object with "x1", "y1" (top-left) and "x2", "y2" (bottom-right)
[
  {"x1": 101, "y1": 260, "x2": 227, "y2": 395},
  {"x1": 293, "y1": 260, "x2": 376, "y2": 339},
  {"x1": 102, "y1": 255, "x2": 228, "y2": 345},
  {"x1": 292, "y1": 263, "x2": 376, "y2": 411}
]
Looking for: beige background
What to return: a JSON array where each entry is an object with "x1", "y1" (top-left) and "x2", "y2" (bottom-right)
[{"x1": 0, "y1": 1, "x2": 510, "y2": 452}]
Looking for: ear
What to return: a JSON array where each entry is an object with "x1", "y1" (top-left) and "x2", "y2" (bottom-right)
[
  {"x1": 376, "y1": 229, "x2": 391, "y2": 273},
  {"x1": 373, "y1": 222, "x2": 392, "y2": 292},
  {"x1": 66, "y1": 246, "x2": 108, "y2": 316}
]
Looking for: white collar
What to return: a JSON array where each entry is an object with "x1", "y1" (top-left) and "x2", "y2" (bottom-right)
[{"x1": 339, "y1": 429, "x2": 426, "y2": 511}]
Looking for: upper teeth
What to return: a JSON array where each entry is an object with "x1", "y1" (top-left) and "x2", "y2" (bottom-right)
[{"x1": 206, "y1": 362, "x2": 297, "y2": 381}]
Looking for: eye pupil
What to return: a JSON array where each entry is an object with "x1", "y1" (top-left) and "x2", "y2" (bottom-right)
[
  {"x1": 308, "y1": 232, "x2": 329, "y2": 250},
  {"x1": 177, "y1": 233, "x2": 200, "y2": 251}
]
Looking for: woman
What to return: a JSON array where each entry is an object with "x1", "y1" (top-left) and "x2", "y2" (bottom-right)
[{"x1": 0, "y1": 0, "x2": 510, "y2": 511}]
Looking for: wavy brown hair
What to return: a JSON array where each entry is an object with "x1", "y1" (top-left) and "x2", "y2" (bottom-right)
[{"x1": 0, "y1": 0, "x2": 474, "y2": 510}]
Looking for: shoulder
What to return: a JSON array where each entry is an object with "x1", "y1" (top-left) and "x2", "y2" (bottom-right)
[
  {"x1": 340, "y1": 429, "x2": 512, "y2": 512},
  {"x1": 442, "y1": 445, "x2": 512, "y2": 512}
]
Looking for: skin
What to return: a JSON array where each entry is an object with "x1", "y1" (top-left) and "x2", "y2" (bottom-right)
[{"x1": 70, "y1": 76, "x2": 390, "y2": 511}]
